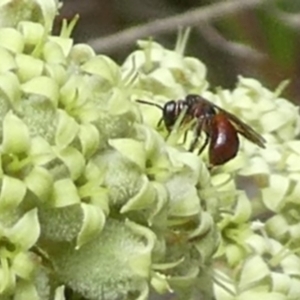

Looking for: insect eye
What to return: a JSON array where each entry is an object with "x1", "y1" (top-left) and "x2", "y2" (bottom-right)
[{"x1": 163, "y1": 102, "x2": 176, "y2": 128}]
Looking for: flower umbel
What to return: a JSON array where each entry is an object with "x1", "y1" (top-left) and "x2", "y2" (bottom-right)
[{"x1": 0, "y1": 1, "x2": 299, "y2": 300}]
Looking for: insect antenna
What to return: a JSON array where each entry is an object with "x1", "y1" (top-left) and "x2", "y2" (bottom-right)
[
  {"x1": 136, "y1": 99, "x2": 164, "y2": 127},
  {"x1": 136, "y1": 99, "x2": 163, "y2": 110}
]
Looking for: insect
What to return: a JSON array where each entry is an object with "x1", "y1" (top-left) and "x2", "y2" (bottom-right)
[{"x1": 136, "y1": 94, "x2": 266, "y2": 166}]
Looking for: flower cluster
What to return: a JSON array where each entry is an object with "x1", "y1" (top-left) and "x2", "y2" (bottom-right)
[
  {"x1": 0, "y1": 1, "x2": 299, "y2": 300},
  {"x1": 204, "y1": 77, "x2": 300, "y2": 300},
  {"x1": 129, "y1": 42, "x2": 300, "y2": 299},
  {"x1": 0, "y1": 1, "x2": 218, "y2": 300}
]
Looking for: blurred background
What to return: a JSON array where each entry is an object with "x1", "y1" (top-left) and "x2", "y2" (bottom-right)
[{"x1": 54, "y1": 0, "x2": 300, "y2": 104}]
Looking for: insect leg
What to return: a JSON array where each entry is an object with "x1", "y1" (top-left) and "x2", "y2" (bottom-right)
[
  {"x1": 188, "y1": 119, "x2": 203, "y2": 152},
  {"x1": 197, "y1": 133, "x2": 209, "y2": 155},
  {"x1": 157, "y1": 117, "x2": 164, "y2": 128}
]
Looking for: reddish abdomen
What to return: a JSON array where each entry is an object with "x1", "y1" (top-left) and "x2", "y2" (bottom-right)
[{"x1": 209, "y1": 114, "x2": 239, "y2": 166}]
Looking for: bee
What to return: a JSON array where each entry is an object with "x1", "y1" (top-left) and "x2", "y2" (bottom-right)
[{"x1": 136, "y1": 94, "x2": 266, "y2": 166}]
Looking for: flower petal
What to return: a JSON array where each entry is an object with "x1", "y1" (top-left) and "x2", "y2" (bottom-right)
[
  {"x1": 120, "y1": 175, "x2": 156, "y2": 213},
  {"x1": 43, "y1": 40, "x2": 66, "y2": 64},
  {"x1": 238, "y1": 255, "x2": 270, "y2": 290},
  {"x1": 8, "y1": 208, "x2": 40, "y2": 250},
  {"x1": 0, "y1": 175, "x2": 26, "y2": 210},
  {"x1": 261, "y1": 174, "x2": 290, "y2": 212},
  {"x1": 17, "y1": 21, "x2": 44, "y2": 48},
  {"x1": 52, "y1": 179, "x2": 80, "y2": 207},
  {"x1": 21, "y1": 76, "x2": 59, "y2": 107},
  {"x1": 2, "y1": 111, "x2": 30, "y2": 154},
  {"x1": 76, "y1": 203, "x2": 106, "y2": 249},
  {"x1": 109, "y1": 138, "x2": 146, "y2": 170},
  {"x1": 12, "y1": 252, "x2": 36, "y2": 280},
  {"x1": 81, "y1": 55, "x2": 121, "y2": 84},
  {"x1": 55, "y1": 110, "x2": 79, "y2": 148},
  {"x1": 54, "y1": 146, "x2": 85, "y2": 180},
  {"x1": 24, "y1": 166, "x2": 53, "y2": 203},
  {"x1": 78, "y1": 123, "x2": 100, "y2": 159},
  {"x1": 15, "y1": 54, "x2": 44, "y2": 82},
  {"x1": 0, "y1": 46, "x2": 16, "y2": 73},
  {"x1": 0, "y1": 71, "x2": 21, "y2": 107},
  {"x1": 0, "y1": 28, "x2": 24, "y2": 53}
]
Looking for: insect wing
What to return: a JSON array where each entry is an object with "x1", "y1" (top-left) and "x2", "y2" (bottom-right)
[
  {"x1": 200, "y1": 97, "x2": 266, "y2": 148},
  {"x1": 228, "y1": 111, "x2": 266, "y2": 148}
]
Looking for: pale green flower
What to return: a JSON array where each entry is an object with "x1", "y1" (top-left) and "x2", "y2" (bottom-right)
[
  {"x1": 0, "y1": 1, "x2": 218, "y2": 300},
  {"x1": 0, "y1": 1, "x2": 300, "y2": 300}
]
